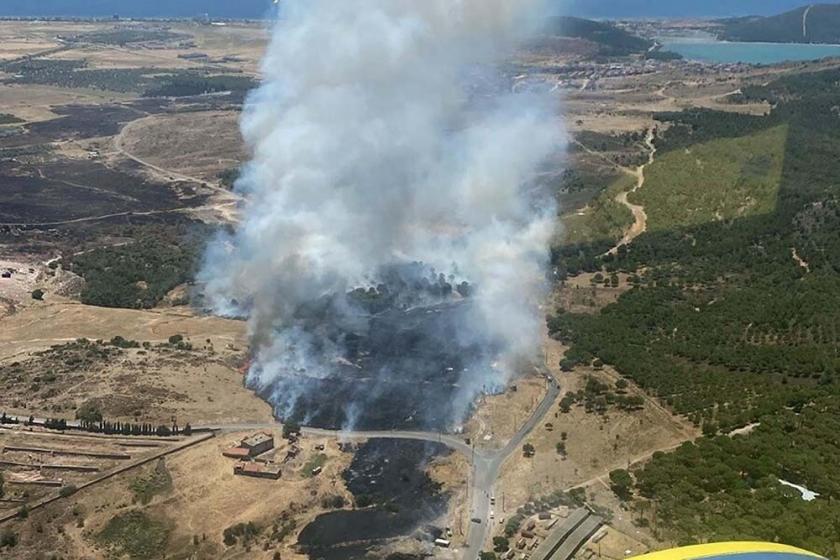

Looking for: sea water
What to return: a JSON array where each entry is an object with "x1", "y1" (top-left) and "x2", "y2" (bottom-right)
[{"x1": 661, "y1": 37, "x2": 840, "y2": 64}]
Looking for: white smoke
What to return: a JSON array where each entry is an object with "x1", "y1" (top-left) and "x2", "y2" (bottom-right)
[{"x1": 201, "y1": 0, "x2": 564, "y2": 428}]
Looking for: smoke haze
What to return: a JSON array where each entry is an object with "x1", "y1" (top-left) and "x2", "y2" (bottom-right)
[{"x1": 201, "y1": 0, "x2": 564, "y2": 430}]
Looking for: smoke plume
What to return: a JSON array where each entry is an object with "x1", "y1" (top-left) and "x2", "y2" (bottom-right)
[{"x1": 201, "y1": 0, "x2": 563, "y2": 430}]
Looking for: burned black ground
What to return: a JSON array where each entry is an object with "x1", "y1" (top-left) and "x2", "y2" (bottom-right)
[
  {"x1": 298, "y1": 440, "x2": 450, "y2": 559},
  {"x1": 255, "y1": 295, "x2": 495, "y2": 432},
  {"x1": 0, "y1": 159, "x2": 205, "y2": 225}
]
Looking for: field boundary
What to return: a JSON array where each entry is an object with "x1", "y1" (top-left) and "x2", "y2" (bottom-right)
[{"x1": 0, "y1": 431, "x2": 215, "y2": 525}]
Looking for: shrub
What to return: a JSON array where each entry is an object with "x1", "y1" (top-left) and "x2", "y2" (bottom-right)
[
  {"x1": 76, "y1": 402, "x2": 103, "y2": 426},
  {"x1": 282, "y1": 421, "x2": 301, "y2": 440},
  {"x1": 320, "y1": 495, "x2": 346, "y2": 509},
  {"x1": 223, "y1": 522, "x2": 260, "y2": 547},
  {"x1": 110, "y1": 336, "x2": 140, "y2": 349},
  {"x1": 0, "y1": 529, "x2": 18, "y2": 548}
]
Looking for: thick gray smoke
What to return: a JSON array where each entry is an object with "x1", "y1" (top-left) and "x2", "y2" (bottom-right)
[{"x1": 201, "y1": 0, "x2": 563, "y2": 430}]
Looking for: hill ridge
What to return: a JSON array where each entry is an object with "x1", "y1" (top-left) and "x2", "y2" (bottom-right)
[{"x1": 721, "y1": 3, "x2": 840, "y2": 44}]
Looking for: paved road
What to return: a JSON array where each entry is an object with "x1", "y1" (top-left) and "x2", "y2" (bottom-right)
[
  {"x1": 205, "y1": 375, "x2": 562, "y2": 558},
  {"x1": 463, "y1": 375, "x2": 561, "y2": 559},
  {"x1": 211, "y1": 423, "x2": 478, "y2": 458}
]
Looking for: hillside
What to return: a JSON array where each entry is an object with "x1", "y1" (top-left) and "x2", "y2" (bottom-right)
[
  {"x1": 539, "y1": 16, "x2": 653, "y2": 57},
  {"x1": 564, "y1": 0, "x2": 834, "y2": 18},
  {"x1": 721, "y1": 3, "x2": 840, "y2": 44},
  {"x1": 550, "y1": 66, "x2": 840, "y2": 555}
]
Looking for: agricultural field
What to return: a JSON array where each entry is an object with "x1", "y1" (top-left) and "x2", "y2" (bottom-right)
[
  {"x1": 0, "y1": 425, "x2": 208, "y2": 526},
  {"x1": 1, "y1": 428, "x2": 358, "y2": 560}
]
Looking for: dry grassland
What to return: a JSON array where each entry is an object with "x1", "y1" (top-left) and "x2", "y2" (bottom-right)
[
  {"x1": 0, "y1": 298, "x2": 273, "y2": 425},
  {"x1": 494, "y1": 336, "x2": 697, "y2": 520},
  {"x1": 118, "y1": 110, "x2": 246, "y2": 183},
  {"x1": 1, "y1": 429, "x2": 355, "y2": 560}
]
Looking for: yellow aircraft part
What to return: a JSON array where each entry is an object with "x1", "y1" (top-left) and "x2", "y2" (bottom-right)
[{"x1": 629, "y1": 542, "x2": 825, "y2": 560}]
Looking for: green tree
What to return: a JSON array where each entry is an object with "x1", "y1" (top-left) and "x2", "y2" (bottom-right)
[
  {"x1": 0, "y1": 528, "x2": 18, "y2": 548},
  {"x1": 609, "y1": 469, "x2": 634, "y2": 501},
  {"x1": 76, "y1": 402, "x2": 103, "y2": 427},
  {"x1": 493, "y1": 536, "x2": 510, "y2": 553},
  {"x1": 31, "y1": 288, "x2": 45, "y2": 300}
]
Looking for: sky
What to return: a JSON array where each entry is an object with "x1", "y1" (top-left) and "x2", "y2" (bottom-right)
[{"x1": 0, "y1": 1, "x2": 836, "y2": 19}]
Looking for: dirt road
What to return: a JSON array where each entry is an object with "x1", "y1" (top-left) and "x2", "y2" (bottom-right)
[
  {"x1": 114, "y1": 117, "x2": 241, "y2": 223},
  {"x1": 606, "y1": 128, "x2": 656, "y2": 256}
]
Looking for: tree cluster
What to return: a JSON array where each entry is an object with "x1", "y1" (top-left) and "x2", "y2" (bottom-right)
[{"x1": 549, "y1": 66, "x2": 840, "y2": 552}]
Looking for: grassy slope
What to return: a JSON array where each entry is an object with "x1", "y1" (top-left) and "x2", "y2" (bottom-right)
[
  {"x1": 631, "y1": 125, "x2": 788, "y2": 231},
  {"x1": 561, "y1": 172, "x2": 635, "y2": 246}
]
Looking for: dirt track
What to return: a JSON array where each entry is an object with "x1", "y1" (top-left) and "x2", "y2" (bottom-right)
[
  {"x1": 114, "y1": 115, "x2": 242, "y2": 224},
  {"x1": 607, "y1": 127, "x2": 656, "y2": 256}
]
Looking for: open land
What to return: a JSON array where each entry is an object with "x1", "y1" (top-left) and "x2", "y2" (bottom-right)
[{"x1": 1, "y1": 14, "x2": 839, "y2": 560}]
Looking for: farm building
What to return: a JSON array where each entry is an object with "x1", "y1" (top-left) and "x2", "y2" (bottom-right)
[
  {"x1": 222, "y1": 432, "x2": 275, "y2": 459},
  {"x1": 234, "y1": 461, "x2": 282, "y2": 480},
  {"x1": 222, "y1": 447, "x2": 251, "y2": 459},
  {"x1": 241, "y1": 432, "x2": 274, "y2": 456}
]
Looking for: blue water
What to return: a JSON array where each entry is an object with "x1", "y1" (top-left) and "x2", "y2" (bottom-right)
[{"x1": 662, "y1": 38, "x2": 840, "y2": 65}]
